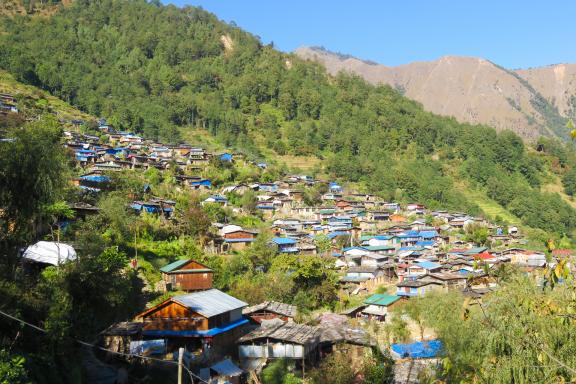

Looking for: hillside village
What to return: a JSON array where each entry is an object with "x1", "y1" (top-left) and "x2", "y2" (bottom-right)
[{"x1": 4, "y1": 93, "x2": 573, "y2": 384}]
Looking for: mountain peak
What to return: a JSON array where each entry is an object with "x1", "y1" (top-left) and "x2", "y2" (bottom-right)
[{"x1": 295, "y1": 47, "x2": 571, "y2": 140}]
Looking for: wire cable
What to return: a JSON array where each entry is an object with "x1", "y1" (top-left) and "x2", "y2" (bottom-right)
[{"x1": 0, "y1": 309, "x2": 208, "y2": 383}]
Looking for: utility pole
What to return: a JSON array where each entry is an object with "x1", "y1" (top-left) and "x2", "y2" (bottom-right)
[{"x1": 178, "y1": 347, "x2": 184, "y2": 384}]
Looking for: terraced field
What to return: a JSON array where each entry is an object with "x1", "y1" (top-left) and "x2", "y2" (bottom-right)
[
  {"x1": 454, "y1": 181, "x2": 520, "y2": 224},
  {"x1": 0, "y1": 70, "x2": 90, "y2": 121}
]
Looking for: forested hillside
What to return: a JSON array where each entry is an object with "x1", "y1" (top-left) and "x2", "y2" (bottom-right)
[{"x1": 0, "y1": 0, "x2": 576, "y2": 236}]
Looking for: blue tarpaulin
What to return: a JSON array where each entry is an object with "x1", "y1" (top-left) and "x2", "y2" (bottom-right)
[
  {"x1": 220, "y1": 153, "x2": 233, "y2": 162},
  {"x1": 79, "y1": 186, "x2": 101, "y2": 192},
  {"x1": 391, "y1": 340, "x2": 443, "y2": 359},
  {"x1": 80, "y1": 175, "x2": 111, "y2": 183},
  {"x1": 191, "y1": 179, "x2": 212, "y2": 187},
  {"x1": 129, "y1": 339, "x2": 166, "y2": 356},
  {"x1": 143, "y1": 318, "x2": 249, "y2": 337}
]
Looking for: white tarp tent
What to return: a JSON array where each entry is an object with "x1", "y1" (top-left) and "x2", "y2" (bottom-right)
[{"x1": 22, "y1": 241, "x2": 77, "y2": 266}]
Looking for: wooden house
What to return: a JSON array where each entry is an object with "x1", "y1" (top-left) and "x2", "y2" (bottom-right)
[
  {"x1": 137, "y1": 289, "x2": 249, "y2": 356},
  {"x1": 358, "y1": 294, "x2": 404, "y2": 322},
  {"x1": 70, "y1": 202, "x2": 100, "y2": 219},
  {"x1": 340, "y1": 266, "x2": 381, "y2": 285},
  {"x1": 359, "y1": 252, "x2": 390, "y2": 268},
  {"x1": 221, "y1": 226, "x2": 257, "y2": 252},
  {"x1": 420, "y1": 273, "x2": 469, "y2": 289},
  {"x1": 100, "y1": 322, "x2": 143, "y2": 355},
  {"x1": 396, "y1": 280, "x2": 443, "y2": 297},
  {"x1": 502, "y1": 248, "x2": 544, "y2": 264},
  {"x1": 318, "y1": 323, "x2": 376, "y2": 369},
  {"x1": 160, "y1": 259, "x2": 213, "y2": 292},
  {"x1": 406, "y1": 261, "x2": 442, "y2": 276},
  {"x1": 390, "y1": 214, "x2": 407, "y2": 223},
  {"x1": 297, "y1": 240, "x2": 318, "y2": 255},
  {"x1": 130, "y1": 200, "x2": 174, "y2": 218},
  {"x1": 237, "y1": 322, "x2": 320, "y2": 369},
  {"x1": 242, "y1": 301, "x2": 297, "y2": 324},
  {"x1": 272, "y1": 237, "x2": 299, "y2": 253}
]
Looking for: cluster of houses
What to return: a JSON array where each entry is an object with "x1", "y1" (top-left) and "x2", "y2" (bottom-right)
[
  {"x1": 65, "y1": 122, "x2": 217, "y2": 187},
  {"x1": 0, "y1": 93, "x2": 18, "y2": 115},
  {"x1": 102, "y1": 262, "x2": 375, "y2": 383},
  {"x1": 58, "y1": 119, "x2": 575, "y2": 382}
]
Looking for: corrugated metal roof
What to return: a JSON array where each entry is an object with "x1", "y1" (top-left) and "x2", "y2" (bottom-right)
[
  {"x1": 463, "y1": 247, "x2": 488, "y2": 255},
  {"x1": 172, "y1": 289, "x2": 247, "y2": 318},
  {"x1": 364, "y1": 294, "x2": 401, "y2": 306},
  {"x1": 414, "y1": 261, "x2": 441, "y2": 270},
  {"x1": 419, "y1": 231, "x2": 438, "y2": 238},
  {"x1": 273, "y1": 237, "x2": 297, "y2": 245},
  {"x1": 364, "y1": 245, "x2": 395, "y2": 251},
  {"x1": 159, "y1": 259, "x2": 190, "y2": 273},
  {"x1": 210, "y1": 359, "x2": 243, "y2": 377}
]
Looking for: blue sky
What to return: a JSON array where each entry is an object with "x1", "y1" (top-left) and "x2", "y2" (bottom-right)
[{"x1": 164, "y1": 1, "x2": 576, "y2": 69}]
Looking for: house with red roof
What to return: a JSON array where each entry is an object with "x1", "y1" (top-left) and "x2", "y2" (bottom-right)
[{"x1": 551, "y1": 249, "x2": 573, "y2": 258}]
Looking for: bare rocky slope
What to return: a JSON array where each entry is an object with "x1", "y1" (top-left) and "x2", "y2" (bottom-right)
[
  {"x1": 515, "y1": 64, "x2": 576, "y2": 119},
  {"x1": 295, "y1": 46, "x2": 572, "y2": 141}
]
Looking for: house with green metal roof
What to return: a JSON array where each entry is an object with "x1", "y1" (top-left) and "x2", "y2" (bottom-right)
[
  {"x1": 360, "y1": 294, "x2": 403, "y2": 321},
  {"x1": 463, "y1": 247, "x2": 488, "y2": 255},
  {"x1": 160, "y1": 259, "x2": 213, "y2": 292}
]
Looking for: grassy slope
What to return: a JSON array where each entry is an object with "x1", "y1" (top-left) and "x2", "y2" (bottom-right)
[
  {"x1": 454, "y1": 181, "x2": 521, "y2": 224},
  {"x1": 542, "y1": 174, "x2": 576, "y2": 209},
  {"x1": 0, "y1": 69, "x2": 91, "y2": 121}
]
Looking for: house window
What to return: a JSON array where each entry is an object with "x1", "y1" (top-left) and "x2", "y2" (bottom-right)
[{"x1": 202, "y1": 273, "x2": 207, "y2": 279}]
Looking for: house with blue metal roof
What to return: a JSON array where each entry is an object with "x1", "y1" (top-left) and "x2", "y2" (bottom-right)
[
  {"x1": 189, "y1": 179, "x2": 212, "y2": 189},
  {"x1": 407, "y1": 261, "x2": 442, "y2": 276},
  {"x1": 258, "y1": 183, "x2": 278, "y2": 192},
  {"x1": 76, "y1": 172, "x2": 111, "y2": 192},
  {"x1": 202, "y1": 195, "x2": 228, "y2": 206},
  {"x1": 419, "y1": 230, "x2": 439, "y2": 239},
  {"x1": 130, "y1": 200, "x2": 174, "y2": 218},
  {"x1": 137, "y1": 289, "x2": 249, "y2": 357},
  {"x1": 272, "y1": 237, "x2": 299, "y2": 253},
  {"x1": 329, "y1": 181, "x2": 343, "y2": 193}
]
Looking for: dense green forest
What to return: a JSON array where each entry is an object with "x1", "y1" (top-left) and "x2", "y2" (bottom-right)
[{"x1": 0, "y1": 0, "x2": 575, "y2": 235}]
